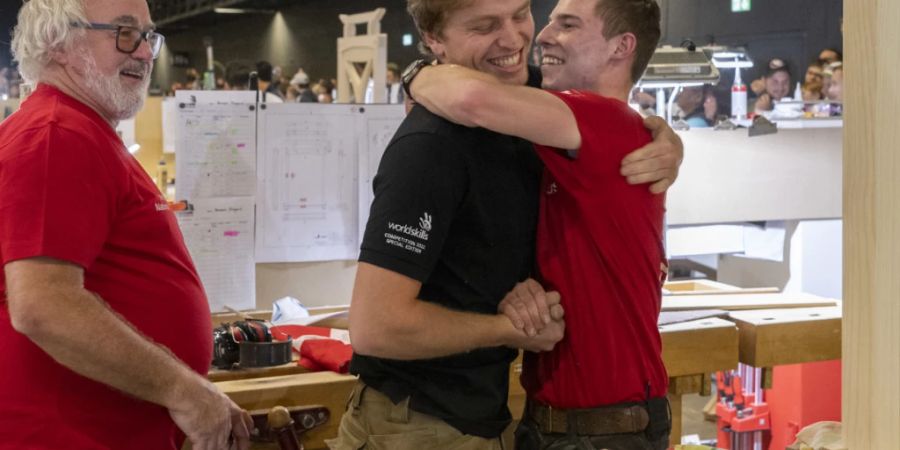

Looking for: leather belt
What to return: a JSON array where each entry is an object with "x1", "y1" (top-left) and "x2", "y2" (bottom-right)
[{"x1": 527, "y1": 401, "x2": 650, "y2": 435}]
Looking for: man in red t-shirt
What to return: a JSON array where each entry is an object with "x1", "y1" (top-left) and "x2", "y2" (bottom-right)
[
  {"x1": 410, "y1": 0, "x2": 670, "y2": 448},
  {"x1": 0, "y1": 1, "x2": 251, "y2": 449}
]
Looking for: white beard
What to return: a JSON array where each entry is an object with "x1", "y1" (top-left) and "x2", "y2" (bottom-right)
[{"x1": 78, "y1": 52, "x2": 150, "y2": 121}]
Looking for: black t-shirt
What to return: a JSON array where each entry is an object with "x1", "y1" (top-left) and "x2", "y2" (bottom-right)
[{"x1": 350, "y1": 67, "x2": 544, "y2": 438}]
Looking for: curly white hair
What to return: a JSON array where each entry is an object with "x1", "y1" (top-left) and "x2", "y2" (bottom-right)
[{"x1": 12, "y1": 0, "x2": 88, "y2": 83}]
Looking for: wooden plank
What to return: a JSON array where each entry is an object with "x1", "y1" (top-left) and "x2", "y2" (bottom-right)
[
  {"x1": 658, "y1": 309, "x2": 729, "y2": 326},
  {"x1": 217, "y1": 372, "x2": 357, "y2": 450},
  {"x1": 211, "y1": 310, "x2": 272, "y2": 326},
  {"x1": 729, "y1": 307, "x2": 841, "y2": 369},
  {"x1": 208, "y1": 362, "x2": 308, "y2": 383},
  {"x1": 662, "y1": 292, "x2": 837, "y2": 312},
  {"x1": 665, "y1": 287, "x2": 780, "y2": 296},
  {"x1": 668, "y1": 374, "x2": 705, "y2": 396},
  {"x1": 660, "y1": 318, "x2": 739, "y2": 378},
  {"x1": 668, "y1": 392, "x2": 683, "y2": 448},
  {"x1": 663, "y1": 279, "x2": 779, "y2": 295},
  {"x1": 844, "y1": 0, "x2": 900, "y2": 447},
  {"x1": 664, "y1": 279, "x2": 740, "y2": 292}
]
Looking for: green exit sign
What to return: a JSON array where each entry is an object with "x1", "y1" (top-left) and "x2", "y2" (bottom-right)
[{"x1": 732, "y1": 0, "x2": 751, "y2": 12}]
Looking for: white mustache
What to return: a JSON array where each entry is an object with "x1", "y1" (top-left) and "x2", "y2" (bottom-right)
[{"x1": 121, "y1": 63, "x2": 150, "y2": 77}]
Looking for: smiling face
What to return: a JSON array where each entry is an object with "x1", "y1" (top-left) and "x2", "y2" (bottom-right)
[
  {"x1": 423, "y1": 0, "x2": 534, "y2": 86},
  {"x1": 765, "y1": 69, "x2": 791, "y2": 101},
  {"x1": 537, "y1": 0, "x2": 618, "y2": 92},
  {"x1": 66, "y1": 0, "x2": 155, "y2": 120}
]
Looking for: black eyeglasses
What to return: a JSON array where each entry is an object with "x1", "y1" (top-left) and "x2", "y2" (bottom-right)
[{"x1": 71, "y1": 22, "x2": 165, "y2": 59}]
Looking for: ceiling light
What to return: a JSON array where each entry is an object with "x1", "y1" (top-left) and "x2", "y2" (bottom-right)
[{"x1": 214, "y1": 7, "x2": 275, "y2": 14}]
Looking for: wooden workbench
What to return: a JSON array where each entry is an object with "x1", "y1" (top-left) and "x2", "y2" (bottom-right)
[
  {"x1": 728, "y1": 306, "x2": 842, "y2": 388},
  {"x1": 213, "y1": 315, "x2": 740, "y2": 450},
  {"x1": 216, "y1": 371, "x2": 357, "y2": 450},
  {"x1": 210, "y1": 284, "x2": 842, "y2": 449},
  {"x1": 660, "y1": 317, "x2": 739, "y2": 447}
]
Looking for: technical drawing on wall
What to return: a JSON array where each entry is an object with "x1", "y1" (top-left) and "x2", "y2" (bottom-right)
[
  {"x1": 256, "y1": 104, "x2": 362, "y2": 262},
  {"x1": 175, "y1": 102, "x2": 256, "y2": 200},
  {"x1": 176, "y1": 197, "x2": 256, "y2": 312}
]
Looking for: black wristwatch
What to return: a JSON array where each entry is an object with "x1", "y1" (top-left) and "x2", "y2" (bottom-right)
[{"x1": 401, "y1": 59, "x2": 432, "y2": 102}]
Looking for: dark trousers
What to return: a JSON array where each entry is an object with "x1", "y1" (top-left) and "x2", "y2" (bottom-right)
[{"x1": 513, "y1": 399, "x2": 671, "y2": 450}]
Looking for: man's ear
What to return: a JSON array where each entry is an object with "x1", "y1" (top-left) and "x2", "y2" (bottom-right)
[
  {"x1": 612, "y1": 32, "x2": 637, "y2": 60},
  {"x1": 49, "y1": 46, "x2": 71, "y2": 66},
  {"x1": 422, "y1": 32, "x2": 447, "y2": 60}
]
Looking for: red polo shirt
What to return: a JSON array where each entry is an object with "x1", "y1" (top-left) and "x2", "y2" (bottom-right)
[
  {"x1": 522, "y1": 90, "x2": 668, "y2": 408},
  {"x1": 0, "y1": 84, "x2": 212, "y2": 449}
]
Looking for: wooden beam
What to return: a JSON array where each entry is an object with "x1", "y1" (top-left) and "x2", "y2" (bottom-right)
[
  {"x1": 844, "y1": 0, "x2": 900, "y2": 447},
  {"x1": 662, "y1": 292, "x2": 837, "y2": 312},
  {"x1": 729, "y1": 307, "x2": 841, "y2": 367},
  {"x1": 660, "y1": 318, "x2": 739, "y2": 377}
]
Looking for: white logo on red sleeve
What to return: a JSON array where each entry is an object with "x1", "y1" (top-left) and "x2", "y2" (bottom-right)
[{"x1": 154, "y1": 195, "x2": 169, "y2": 212}]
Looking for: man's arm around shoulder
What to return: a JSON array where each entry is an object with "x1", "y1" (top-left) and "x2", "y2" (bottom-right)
[{"x1": 410, "y1": 64, "x2": 581, "y2": 150}]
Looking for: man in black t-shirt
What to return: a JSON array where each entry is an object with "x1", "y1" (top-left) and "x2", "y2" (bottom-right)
[{"x1": 328, "y1": 1, "x2": 684, "y2": 449}]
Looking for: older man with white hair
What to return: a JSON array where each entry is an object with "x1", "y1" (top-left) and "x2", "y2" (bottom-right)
[{"x1": 0, "y1": 1, "x2": 252, "y2": 449}]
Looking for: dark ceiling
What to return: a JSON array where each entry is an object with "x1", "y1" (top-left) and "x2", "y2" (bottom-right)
[{"x1": 148, "y1": 0, "x2": 301, "y2": 32}]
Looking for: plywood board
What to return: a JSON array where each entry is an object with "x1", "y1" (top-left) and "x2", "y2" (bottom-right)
[
  {"x1": 662, "y1": 292, "x2": 837, "y2": 311},
  {"x1": 729, "y1": 307, "x2": 841, "y2": 368}
]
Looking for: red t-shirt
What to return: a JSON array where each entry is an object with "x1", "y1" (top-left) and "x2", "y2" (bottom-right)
[
  {"x1": 522, "y1": 90, "x2": 668, "y2": 408},
  {"x1": 0, "y1": 85, "x2": 212, "y2": 449}
]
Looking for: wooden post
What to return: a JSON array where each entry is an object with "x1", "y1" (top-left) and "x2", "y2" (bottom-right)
[
  {"x1": 843, "y1": 0, "x2": 900, "y2": 447},
  {"x1": 336, "y1": 8, "x2": 388, "y2": 104}
]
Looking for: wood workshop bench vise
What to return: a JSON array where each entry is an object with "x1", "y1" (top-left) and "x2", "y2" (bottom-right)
[{"x1": 248, "y1": 405, "x2": 330, "y2": 449}]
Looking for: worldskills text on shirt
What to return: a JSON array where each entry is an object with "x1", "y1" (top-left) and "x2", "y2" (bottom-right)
[
  {"x1": 0, "y1": 84, "x2": 211, "y2": 450},
  {"x1": 523, "y1": 90, "x2": 669, "y2": 408}
]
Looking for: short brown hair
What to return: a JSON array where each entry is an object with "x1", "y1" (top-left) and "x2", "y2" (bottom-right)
[
  {"x1": 407, "y1": 0, "x2": 474, "y2": 55},
  {"x1": 595, "y1": 0, "x2": 661, "y2": 83}
]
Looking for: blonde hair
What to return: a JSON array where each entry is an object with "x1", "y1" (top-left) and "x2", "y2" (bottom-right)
[
  {"x1": 406, "y1": 0, "x2": 475, "y2": 56},
  {"x1": 12, "y1": 0, "x2": 88, "y2": 83}
]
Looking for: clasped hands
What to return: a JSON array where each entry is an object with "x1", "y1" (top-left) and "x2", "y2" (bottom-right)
[{"x1": 499, "y1": 278, "x2": 566, "y2": 352}]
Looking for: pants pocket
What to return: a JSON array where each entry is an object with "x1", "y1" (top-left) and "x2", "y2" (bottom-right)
[
  {"x1": 326, "y1": 405, "x2": 368, "y2": 450},
  {"x1": 366, "y1": 428, "x2": 439, "y2": 450}
]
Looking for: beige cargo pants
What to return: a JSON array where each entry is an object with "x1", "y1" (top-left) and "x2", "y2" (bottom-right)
[{"x1": 326, "y1": 381, "x2": 507, "y2": 450}]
